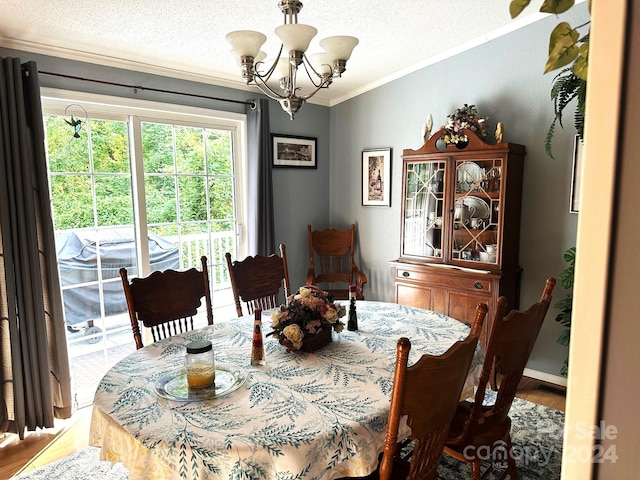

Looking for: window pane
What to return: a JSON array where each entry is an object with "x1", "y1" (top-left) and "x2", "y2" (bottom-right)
[
  {"x1": 206, "y1": 129, "x2": 232, "y2": 176},
  {"x1": 178, "y1": 223, "x2": 210, "y2": 268},
  {"x1": 145, "y1": 176, "x2": 177, "y2": 223},
  {"x1": 50, "y1": 175, "x2": 94, "y2": 229},
  {"x1": 176, "y1": 126, "x2": 205, "y2": 174},
  {"x1": 178, "y1": 176, "x2": 206, "y2": 222},
  {"x1": 62, "y1": 284, "x2": 101, "y2": 326},
  {"x1": 95, "y1": 176, "x2": 134, "y2": 226},
  {"x1": 142, "y1": 123, "x2": 175, "y2": 174},
  {"x1": 149, "y1": 223, "x2": 179, "y2": 239},
  {"x1": 91, "y1": 120, "x2": 130, "y2": 173},
  {"x1": 45, "y1": 115, "x2": 89, "y2": 172},
  {"x1": 209, "y1": 177, "x2": 234, "y2": 219}
]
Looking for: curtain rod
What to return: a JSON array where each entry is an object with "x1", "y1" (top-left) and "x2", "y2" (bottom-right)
[{"x1": 38, "y1": 70, "x2": 255, "y2": 108}]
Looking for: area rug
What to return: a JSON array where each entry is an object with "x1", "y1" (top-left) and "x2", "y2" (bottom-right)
[
  {"x1": 12, "y1": 397, "x2": 563, "y2": 479},
  {"x1": 11, "y1": 447, "x2": 129, "y2": 480},
  {"x1": 438, "y1": 397, "x2": 564, "y2": 479}
]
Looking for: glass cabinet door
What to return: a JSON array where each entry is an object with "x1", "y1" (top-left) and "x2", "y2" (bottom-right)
[
  {"x1": 402, "y1": 160, "x2": 446, "y2": 258},
  {"x1": 452, "y1": 157, "x2": 502, "y2": 265}
]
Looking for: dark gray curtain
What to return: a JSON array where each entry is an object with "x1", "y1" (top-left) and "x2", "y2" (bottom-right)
[
  {"x1": 0, "y1": 58, "x2": 73, "y2": 439},
  {"x1": 246, "y1": 98, "x2": 275, "y2": 256}
]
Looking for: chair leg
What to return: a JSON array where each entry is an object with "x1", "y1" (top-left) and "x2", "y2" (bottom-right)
[
  {"x1": 503, "y1": 434, "x2": 518, "y2": 480},
  {"x1": 492, "y1": 435, "x2": 518, "y2": 480},
  {"x1": 471, "y1": 460, "x2": 483, "y2": 480}
]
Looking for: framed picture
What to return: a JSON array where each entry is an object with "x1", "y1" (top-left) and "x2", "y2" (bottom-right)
[
  {"x1": 272, "y1": 134, "x2": 317, "y2": 168},
  {"x1": 570, "y1": 135, "x2": 583, "y2": 213},
  {"x1": 362, "y1": 148, "x2": 392, "y2": 206}
]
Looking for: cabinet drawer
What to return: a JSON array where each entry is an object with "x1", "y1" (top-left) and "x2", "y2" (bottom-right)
[
  {"x1": 394, "y1": 265, "x2": 495, "y2": 293},
  {"x1": 394, "y1": 265, "x2": 435, "y2": 283},
  {"x1": 445, "y1": 274, "x2": 494, "y2": 293}
]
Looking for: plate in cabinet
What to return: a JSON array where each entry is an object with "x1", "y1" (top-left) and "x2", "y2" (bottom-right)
[
  {"x1": 456, "y1": 162, "x2": 483, "y2": 184},
  {"x1": 457, "y1": 196, "x2": 490, "y2": 220}
]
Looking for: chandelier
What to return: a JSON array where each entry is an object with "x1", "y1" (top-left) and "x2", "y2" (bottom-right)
[{"x1": 226, "y1": 0, "x2": 358, "y2": 119}]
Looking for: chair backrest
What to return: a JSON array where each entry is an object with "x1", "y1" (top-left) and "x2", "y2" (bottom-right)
[
  {"x1": 119, "y1": 256, "x2": 213, "y2": 350},
  {"x1": 379, "y1": 303, "x2": 488, "y2": 480},
  {"x1": 454, "y1": 277, "x2": 556, "y2": 445},
  {"x1": 225, "y1": 244, "x2": 291, "y2": 317},
  {"x1": 306, "y1": 223, "x2": 367, "y2": 299}
]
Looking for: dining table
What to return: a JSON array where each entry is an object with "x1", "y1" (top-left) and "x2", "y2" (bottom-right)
[{"x1": 89, "y1": 300, "x2": 483, "y2": 480}]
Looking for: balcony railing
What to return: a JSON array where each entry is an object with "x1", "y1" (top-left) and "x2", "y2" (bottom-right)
[{"x1": 165, "y1": 231, "x2": 235, "y2": 288}]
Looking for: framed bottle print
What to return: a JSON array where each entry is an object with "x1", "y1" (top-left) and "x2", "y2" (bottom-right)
[{"x1": 362, "y1": 148, "x2": 391, "y2": 206}]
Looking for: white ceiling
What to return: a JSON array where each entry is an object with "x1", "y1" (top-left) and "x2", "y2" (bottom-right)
[{"x1": 0, "y1": 1, "x2": 550, "y2": 106}]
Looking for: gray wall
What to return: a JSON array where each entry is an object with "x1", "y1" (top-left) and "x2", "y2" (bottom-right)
[
  {"x1": 3, "y1": 4, "x2": 588, "y2": 378},
  {"x1": 329, "y1": 6, "x2": 588, "y2": 377}
]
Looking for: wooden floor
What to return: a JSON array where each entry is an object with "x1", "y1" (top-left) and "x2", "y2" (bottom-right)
[{"x1": 0, "y1": 377, "x2": 566, "y2": 479}]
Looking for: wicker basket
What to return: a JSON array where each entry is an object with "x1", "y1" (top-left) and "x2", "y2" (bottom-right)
[{"x1": 299, "y1": 327, "x2": 332, "y2": 353}]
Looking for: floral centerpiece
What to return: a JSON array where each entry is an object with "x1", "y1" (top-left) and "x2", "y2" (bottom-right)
[
  {"x1": 441, "y1": 104, "x2": 488, "y2": 145},
  {"x1": 268, "y1": 285, "x2": 346, "y2": 352}
]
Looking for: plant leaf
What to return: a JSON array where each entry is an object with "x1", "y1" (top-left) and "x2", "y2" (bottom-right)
[
  {"x1": 545, "y1": 68, "x2": 585, "y2": 158},
  {"x1": 545, "y1": 24, "x2": 579, "y2": 73},
  {"x1": 548, "y1": 22, "x2": 579, "y2": 54},
  {"x1": 540, "y1": 0, "x2": 575, "y2": 14},
  {"x1": 573, "y1": 41, "x2": 589, "y2": 80},
  {"x1": 554, "y1": 297, "x2": 572, "y2": 316},
  {"x1": 563, "y1": 246, "x2": 576, "y2": 264},
  {"x1": 545, "y1": 122, "x2": 556, "y2": 159},
  {"x1": 509, "y1": 0, "x2": 532, "y2": 18},
  {"x1": 557, "y1": 329, "x2": 571, "y2": 346}
]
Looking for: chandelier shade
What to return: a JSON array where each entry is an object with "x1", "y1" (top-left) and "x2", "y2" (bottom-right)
[
  {"x1": 319, "y1": 36, "x2": 358, "y2": 62},
  {"x1": 225, "y1": 30, "x2": 267, "y2": 58},
  {"x1": 226, "y1": 1, "x2": 358, "y2": 119},
  {"x1": 275, "y1": 24, "x2": 317, "y2": 53},
  {"x1": 309, "y1": 53, "x2": 332, "y2": 76},
  {"x1": 273, "y1": 57, "x2": 291, "y2": 80}
]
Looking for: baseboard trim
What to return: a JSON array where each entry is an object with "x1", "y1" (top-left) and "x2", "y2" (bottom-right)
[{"x1": 523, "y1": 368, "x2": 568, "y2": 387}]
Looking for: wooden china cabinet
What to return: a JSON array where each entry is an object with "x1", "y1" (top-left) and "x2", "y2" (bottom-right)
[{"x1": 390, "y1": 128, "x2": 525, "y2": 348}]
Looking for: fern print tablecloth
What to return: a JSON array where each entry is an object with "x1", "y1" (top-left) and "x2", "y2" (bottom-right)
[{"x1": 90, "y1": 301, "x2": 481, "y2": 480}]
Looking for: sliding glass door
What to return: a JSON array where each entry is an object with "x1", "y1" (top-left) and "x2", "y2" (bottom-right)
[{"x1": 43, "y1": 92, "x2": 246, "y2": 406}]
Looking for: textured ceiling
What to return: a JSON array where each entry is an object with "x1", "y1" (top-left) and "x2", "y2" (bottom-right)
[{"x1": 0, "y1": 0, "x2": 550, "y2": 106}]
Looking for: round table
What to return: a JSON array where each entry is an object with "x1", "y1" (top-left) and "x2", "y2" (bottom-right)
[{"x1": 90, "y1": 301, "x2": 482, "y2": 480}]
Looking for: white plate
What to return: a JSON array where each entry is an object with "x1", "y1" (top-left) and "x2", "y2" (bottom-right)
[
  {"x1": 154, "y1": 363, "x2": 246, "y2": 402},
  {"x1": 456, "y1": 162, "x2": 483, "y2": 185},
  {"x1": 457, "y1": 196, "x2": 490, "y2": 220}
]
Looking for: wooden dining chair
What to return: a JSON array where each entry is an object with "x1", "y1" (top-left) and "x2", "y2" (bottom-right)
[
  {"x1": 375, "y1": 303, "x2": 488, "y2": 480},
  {"x1": 442, "y1": 277, "x2": 556, "y2": 479},
  {"x1": 306, "y1": 223, "x2": 368, "y2": 300},
  {"x1": 119, "y1": 256, "x2": 213, "y2": 350},
  {"x1": 225, "y1": 244, "x2": 291, "y2": 317}
]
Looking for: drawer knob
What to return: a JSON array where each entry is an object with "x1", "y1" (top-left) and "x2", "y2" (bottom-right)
[
  {"x1": 402, "y1": 271, "x2": 410, "y2": 277},
  {"x1": 474, "y1": 281, "x2": 484, "y2": 289}
]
